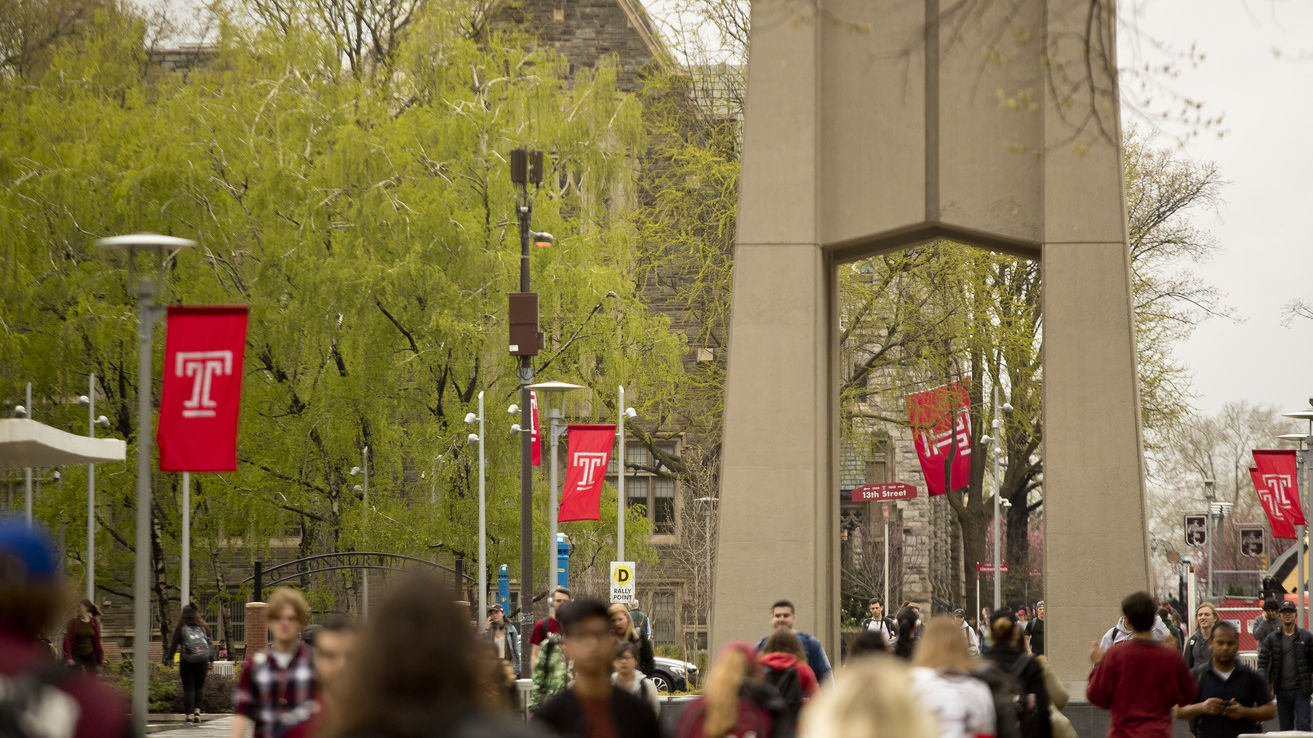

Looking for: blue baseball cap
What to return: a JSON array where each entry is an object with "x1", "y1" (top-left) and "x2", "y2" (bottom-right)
[{"x1": 0, "y1": 520, "x2": 59, "y2": 582}]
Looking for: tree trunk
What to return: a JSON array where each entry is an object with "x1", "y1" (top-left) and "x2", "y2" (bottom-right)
[
  {"x1": 958, "y1": 506, "x2": 991, "y2": 615},
  {"x1": 1004, "y1": 487, "x2": 1031, "y2": 606}
]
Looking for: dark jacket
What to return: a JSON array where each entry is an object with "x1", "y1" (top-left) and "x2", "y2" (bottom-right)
[
  {"x1": 1184, "y1": 631, "x2": 1213, "y2": 671},
  {"x1": 533, "y1": 686, "x2": 661, "y2": 738},
  {"x1": 61, "y1": 617, "x2": 104, "y2": 665},
  {"x1": 984, "y1": 645, "x2": 1052, "y2": 738},
  {"x1": 1258, "y1": 627, "x2": 1313, "y2": 694},
  {"x1": 1253, "y1": 615, "x2": 1279, "y2": 650},
  {"x1": 627, "y1": 631, "x2": 656, "y2": 678}
]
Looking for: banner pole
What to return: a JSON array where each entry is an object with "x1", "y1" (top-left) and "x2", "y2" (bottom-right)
[{"x1": 182, "y1": 471, "x2": 190, "y2": 606}]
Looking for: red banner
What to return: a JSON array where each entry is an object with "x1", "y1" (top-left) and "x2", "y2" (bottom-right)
[
  {"x1": 530, "y1": 390, "x2": 542, "y2": 467},
  {"x1": 158, "y1": 306, "x2": 248, "y2": 472},
  {"x1": 559, "y1": 424, "x2": 616, "y2": 522},
  {"x1": 1254, "y1": 449, "x2": 1304, "y2": 525},
  {"x1": 907, "y1": 378, "x2": 972, "y2": 496},
  {"x1": 1251, "y1": 466, "x2": 1297, "y2": 539}
]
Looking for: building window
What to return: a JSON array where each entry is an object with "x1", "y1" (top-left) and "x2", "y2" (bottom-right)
[
  {"x1": 650, "y1": 589, "x2": 678, "y2": 646},
  {"x1": 609, "y1": 441, "x2": 679, "y2": 537}
]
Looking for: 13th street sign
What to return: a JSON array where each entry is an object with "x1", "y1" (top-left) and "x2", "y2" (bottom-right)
[{"x1": 851, "y1": 482, "x2": 918, "y2": 503}]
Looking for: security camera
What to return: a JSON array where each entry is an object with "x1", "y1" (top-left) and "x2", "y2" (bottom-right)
[
  {"x1": 507, "y1": 404, "x2": 519, "y2": 415},
  {"x1": 464, "y1": 412, "x2": 477, "y2": 425},
  {"x1": 467, "y1": 433, "x2": 479, "y2": 446}
]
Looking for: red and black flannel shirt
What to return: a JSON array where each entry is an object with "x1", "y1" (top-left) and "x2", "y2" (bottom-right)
[{"x1": 233, "y1": 641, "x2": 318, "y2": 737}]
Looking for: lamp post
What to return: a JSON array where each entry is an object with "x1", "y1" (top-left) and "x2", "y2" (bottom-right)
[
  {"x1": 96, "y1": 232, "x2": 195, "y2": 736},
  {"x1": 1280, "y1": 405, "x2": 1313, "y2": 628},
  {"x1": 509, "y1": 147, "x2": 552, "y2": 674},
  {"x1": 465, "y1": 392, "x2": 487, "y2": 633},
  {"x1": 350, "y1": 447, "x2": 370, "y2": 619},
  {"x1": 1203, "y1": 479, "x2": 1217, "y2": 601},
  {"x1": 617, "y1": 386, "x2": 638, "y2": 561},
  {"x1": 980, "y1": 387, "x2": 1012, "y2": 611},
  {"x1": 77, "y1": 380, "x2": 111, "y2": 602},
  {"x1": 528, "y1": 381, "x2": 584, "y2": 594},
  {"x1": 22, "y1": 382, "x2": 32, "y2": 523}
]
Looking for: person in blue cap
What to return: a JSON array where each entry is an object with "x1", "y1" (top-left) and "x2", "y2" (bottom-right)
[{"x1": 0, "y1": 519, "x2": 129, "y2": 737}]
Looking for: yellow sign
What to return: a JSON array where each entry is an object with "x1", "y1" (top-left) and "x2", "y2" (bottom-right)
[{"x1": 610, "y1": 561, "x2": 635, "y2": 603}]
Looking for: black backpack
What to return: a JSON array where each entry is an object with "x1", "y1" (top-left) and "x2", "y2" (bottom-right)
[
  {"x1": 1004, "y1": 655, "x2": 1047, "y2": 738},
  {"x1": 180, "y1": 624, "x2": 212, "y2": 663},
  {"x1": 971, "y1": 662, "x2": 1023, "y2": 738},
  {"x1": 763, "y1": 664, "x2": 804, "y2": 720}
]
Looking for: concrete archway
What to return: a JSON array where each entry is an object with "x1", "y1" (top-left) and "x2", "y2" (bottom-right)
[{"x1": 711, "y1": 0, "x2": 1150, "y2": 690}]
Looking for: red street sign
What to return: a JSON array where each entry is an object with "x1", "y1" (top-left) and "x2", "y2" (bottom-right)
[
  {"x1": 851, "y1": 482, "x2": 918, "y2": 503},
  {"x1": 976, "y1": 563, "x2": 1010, "y2": 574},
  {"x1": 1027, "y1": 568, "x2": 1042, "y2": 577}
]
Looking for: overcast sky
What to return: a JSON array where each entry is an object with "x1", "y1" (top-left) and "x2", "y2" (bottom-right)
[{"x1": 1122, "y1": 0, "x2": 1313, "y2": 418}]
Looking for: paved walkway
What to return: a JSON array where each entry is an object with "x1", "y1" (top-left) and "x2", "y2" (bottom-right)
[{"x1": 149, "y1": 716, "x2": 234, "y2": 736}]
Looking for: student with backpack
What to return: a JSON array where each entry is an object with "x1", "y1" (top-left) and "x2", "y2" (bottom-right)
[
  {"x1": 982, "y1": 610, "x2": 1051, "y2": 738},
  {"x1": 168, "y1": 601, "x2": 215, "y2": 723},
  {"x1": 676, "y1": 642, "x2": 794, "y2": 738},
  {"x1": 759, "y1": 627, "x2": 818, "y2": 725}
]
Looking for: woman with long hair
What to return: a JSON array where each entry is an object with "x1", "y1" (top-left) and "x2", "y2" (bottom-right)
[
  {"x1": 168, "y1": 601, "x2": 213, "y2": 723},
  {"x1": 893, "y1": 605, "x2": 921, "y2": 660},
  {"x1": 803, "y1": 655, "x2": 937, "y2": 738},
  {"x1": 61, "y1": 598, "x2": 103, "y2": 674},
  {"x1": 606, "y1": 602, "x2": 656, "y2": 677},
  {"x1": 983, "y1": 612, "x2": 1051, "y2": 738},
  {"x1": 911, "y1": 617, "x2": 996, "y2": 738},
  {"x1": 326, "y1": 572, "x2": 536, "y2": 738},
  {"x1": 675, "y1": 642, "x2": 793, "y2": 738}
]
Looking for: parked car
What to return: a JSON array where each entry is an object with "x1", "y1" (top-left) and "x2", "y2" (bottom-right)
[{"x1": 651, "y1": 655, "x2": 699, "y2": 693}]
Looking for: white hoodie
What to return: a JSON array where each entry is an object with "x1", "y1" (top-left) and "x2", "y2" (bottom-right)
[{"x1": 1099, "y1": 615, "x2": 1171, "y2": 652}]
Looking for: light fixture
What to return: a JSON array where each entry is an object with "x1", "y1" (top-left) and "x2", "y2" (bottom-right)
[
  {"x1": 464, "y1": 412, "x2": 478, "y2": 425},
  {"x1": 13, "y1": 405, "x2": 27, "y2": 418},
  {"x1": 78, "y1": 395, "x2": 91, "y2": 407},
  {"x1": 624, "y1": 407, "x2": 638, "y2": 419},
  {"x1": 467, "y1": 433, "x2": 479, "y2": 445},
  {"x1": 95, "y1": 415, "x2": 111, "y2": 428},
  {"x1": 507, "y1": 404, "x2": 520, "y2": 415},
  {"x1": 510, "y1": 423, "x2": 523, "y2": 434},
  {"x1": 980, "y1": 434, "x2": 992, "y2": 444},
  {"x1": 531, "y1": 231, "x2": 554, "y2": 248},
  {"x1": 350, "y1": 466, "x2": 362, "y2": 477}
]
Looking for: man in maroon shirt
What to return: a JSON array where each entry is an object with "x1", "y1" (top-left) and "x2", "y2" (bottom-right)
[
  {"x1": 1088, "y1": 591, "x2": 1197, "y2": 737},
  {"x1": 530, "y1": 586, "x2": 572, "y2": 669},
  {"x1": 0, "y1": 520, "x2": 129, "y2": 738}
]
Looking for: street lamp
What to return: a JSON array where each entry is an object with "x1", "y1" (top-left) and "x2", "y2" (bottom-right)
[
  {"x1": 617, "y1": 387, "x2": 638, "y2": 562},
  {"x1": 980, "y1": 387, "x2": 1012, "y2": 611},
  {"x1": 528, "y1": 381, "x2": 584, "y2": 595},
  {"x1": 17, "y1": 382, "x2": 33, "y2": 523},
  {"x1": 77, "y1": 382, "x2": 111, "y2": 602},
  {"x1": 349, "y1": 447, "x2": 370, "y2": 619},
  {"x1": 96, "y1": 232, "x2": 195, "y2": 736},
  {"x1": 465, "y1": 391, "x2": 487, "y2": 633},
  {"x1": 1280, "y1": 405, "x2": 1313, "y2": 627},
  {"x1": 1202, "y1": 479, "x2": 1218, "y2": 600}
]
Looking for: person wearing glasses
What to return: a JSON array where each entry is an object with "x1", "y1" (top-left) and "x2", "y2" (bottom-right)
[{"x1": 231, "y1": 588, "x2": 317, "y2": 738}]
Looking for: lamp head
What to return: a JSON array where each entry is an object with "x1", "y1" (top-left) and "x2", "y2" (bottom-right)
[
  {"x1": 1002, "y1": 402, "x2": 1013, "y2": 413},
  {"x1": 350, "y1": 466, "x2": 362, "y2": 477},
  {"x1": 95, "y1": 415, "x2": 111, "y2": 428},
  {"x1": 467, "y1": 433, "x2": 480, "y2": 446},
  {"x1": 507, "y1": 404, "x2": 520, "y2": 415},
  {"x1": 624, "y1": 407, "x2": 638, "y2": 419},
  {"x1": 352, "y1": 484, "x2": 364, "y2": 496},
  {"x1": 13, "y1": 405, "x2": 27, "y2": 418},
  {"x1": 531, "y1": 231, "x2": 554, "y2": 248},
  {"x1": 78, "y1": 396, "x2": 91, "y2": 407},
  {"x1": 464, "y1": 412, "x2": 478, "y2": 425},
  {"x1": 52, "y1": 471, "x2": 61, "y2": 482},
  {"x1": 980, "y1": 435, "x2": 992, "y2": 445},
  {"x1": 510, "y1": 423, "x2": 522, "y2": 434}
]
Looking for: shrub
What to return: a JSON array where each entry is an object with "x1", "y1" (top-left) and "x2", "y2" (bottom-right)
[{"x1": 103, "y1": 662, "x2": 234, "y2": 713}]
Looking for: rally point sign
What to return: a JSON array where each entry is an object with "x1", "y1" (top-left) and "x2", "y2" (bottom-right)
[{"x1": 610, "y1": 561, "x2": 635, "y2": 604}]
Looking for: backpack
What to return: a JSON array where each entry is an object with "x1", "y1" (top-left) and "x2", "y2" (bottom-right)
[
  {"x1": 971, "y1": 662, "x2": 1022, "y2": 738},
  {"x1": 529, "y1": 633, "x2": 571, "y2": 710},
  {"x1": 180, "y1": 624, "x2": 212, "y2": 663},
  {"x1": 0, "y1": 663, "x2": 79, "y2": 738},
  {"x1": 762, "y1": 665, "x2": 803, "y2": 721},
  {"x1": 1004, "y1": 655, "x2": 1046, "y2": 738}
]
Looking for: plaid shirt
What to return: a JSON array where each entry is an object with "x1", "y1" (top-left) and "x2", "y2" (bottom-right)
[{"x1": 234, "y1": 642, "x2": 317, "y2": 737}]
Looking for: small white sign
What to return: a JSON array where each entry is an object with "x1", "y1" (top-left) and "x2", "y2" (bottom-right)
[{"x1": 610, "y1": 561, "x2": 635, "y2": 604}]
